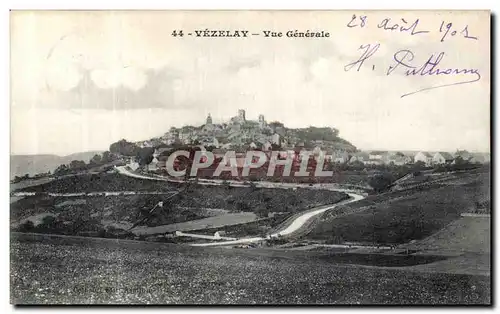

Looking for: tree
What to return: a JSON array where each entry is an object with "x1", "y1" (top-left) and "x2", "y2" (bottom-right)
[
  {"x1": 136, "y1": 147, "x2": 155, "y2": 166},
  {"x1": 69, "y1": 160, "x2": 87, "y2": 171},
  {"x1": 368, "y1": 172, "x2": 395, "y2": 193},
  {"x1": 101, "y1": 151, "x2": 114, "y2": 163},
  {"x1": 269, "y1": 121, "x2": 284, "y2": 130},
  {"x1": 349, "y1": 160, "x2": 365, "y2": 171},
  {"x1": 235, "y1": 200, "x2": 250, "y2": 211},
  {"x1": 271, "y1": 143, "x2": 281, "y2": 151},
  {"x1": 296, "y1": 126, "x2": 339, "y2": 142},
  {"x1": 156, "y1": 143, "x2": 169, "y2": 149},
  {"x1": 54, "y1": 164, "x2": 70, "y2": 176},
  {"x1": 454, "y1": 156, "x2": 466, "y2": 165},
  {"x1": 221, "y1": 180, "x2": 231, "y2": 189},
  {"x1": 18, "y1": 220, "x2": 34, "y2": 232},
  {"x1": 40, "y1": 215, "x2": 57, "y2": 229},
  {"x1": 110, "y1": 139, "x2": 140, "y2": 157},
  {"x1": 255, "y1": 206, "x2": 270, "y2": 218},
  {"x1": 262, "y1": 129, "x2": 272, "y2": 136},
  {"x1": 248, "y1": 181, "x2": 258, "y2": 191},
  {"x1": 413, "y1": 161, "x2": 426, "y2": 171},
  {"x1": 90, "y1": 154, "x2": 102, "y2": 166}
]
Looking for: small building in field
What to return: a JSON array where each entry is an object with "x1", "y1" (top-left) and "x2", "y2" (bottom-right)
[
  {"x1": 469, "y1": 153, "x2": 491, "y2": 164},
  {"x1": 414, "y1": 151, "x2": 433, "y2": 166},
  {"x1": 432, "y1": 152, "x2": 454, "y2": 165},
  {"x1": 386, "y1": 155, "x2": 407, "y2": 166},
  {"x1": 127, "y1": 161, "x2": 140, "y2": 172},
  {"x1": 453, "y1": 150, "x2": 474, "y2": 164},
  {"x1": 271, "y1": 133, "x2": 280, "y2": 145},
  {"x1": 262, "y1": 141, "x2": 272, "y2": 151},
  {"x1": 332, "y1": 151, "x2": 350, "y2": 163},
  {"x1": 368, "y1": 151, "x2": 386, "y2": 161},
  {"x1": 349, "y1": 152, "x2": 370, "y2": 164},
  {"x1": 148, "y1": 156, "x2": 159, "y2": 171}
]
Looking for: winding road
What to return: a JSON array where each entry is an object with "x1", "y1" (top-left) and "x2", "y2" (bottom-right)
[
  {"x1": 115, "y1": 166, "x2": 366, "y2": 247},
  {"x1": 191, "y1": 192, "x2": 364, "y2": 247}
]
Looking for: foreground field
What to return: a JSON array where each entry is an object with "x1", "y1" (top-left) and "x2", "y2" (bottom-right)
[{"x1": 10, "y1": 233, "x2": 490, "y2": 305}]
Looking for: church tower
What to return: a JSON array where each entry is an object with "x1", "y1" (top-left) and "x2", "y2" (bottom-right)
[
  {"x1": 258, "y1": 114, "x2": 266, "y2": 128},
  {"x1": 206, "y1": 113, "x2": 213, "y2": 125},
  {"x1": 238, "y1": 109, "x2": 246, "y2": 122}
]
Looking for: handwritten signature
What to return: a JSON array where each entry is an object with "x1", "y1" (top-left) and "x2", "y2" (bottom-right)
[{"x1": 344, "y1": 44, "x2": 481, "y2": 98}]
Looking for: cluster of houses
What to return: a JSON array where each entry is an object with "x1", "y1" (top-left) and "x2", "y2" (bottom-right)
[
  {"x1": 126, "y1": 145, "x2": 490, "y2": 173},
  {"x1": 135, "y1": 109, "x2": 282, "y2": 150},
  {"x1": 349, "y1": 150, "x2": 490, "y2": 166},
  {"x1": 134, "y1": 109, "x2": 355, "y2": 154}
]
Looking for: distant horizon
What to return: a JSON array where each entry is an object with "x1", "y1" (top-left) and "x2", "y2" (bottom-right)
[{"x1": 10, "y1": 145, "x2": 491, "y2": 157}]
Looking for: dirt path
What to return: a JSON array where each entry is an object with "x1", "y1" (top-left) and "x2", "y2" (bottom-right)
[
  {"x1": 191, "y1": 192, "x2": 364, "y2": 247},
  {"x1": 131, "y1": 212, "x2": 258, "y2": 235},
  {"x1": 12, "y1": 191, "x2": 178, "y2": 197},
  {"x1": 115, "y1": 165, "x2": 367, "y2": 246}
]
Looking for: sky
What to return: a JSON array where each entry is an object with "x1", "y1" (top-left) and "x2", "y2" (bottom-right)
[{"x1": 10, "y1": 11, "x2": 490, "y2": 155}]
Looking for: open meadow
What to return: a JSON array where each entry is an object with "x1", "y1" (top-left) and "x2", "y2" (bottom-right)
[
  {"x1": 308, "y1": 171, "x2": 490, "y2": 245},
  {"x1": 10, "y1": 233, "x2": 490, "y2": 305}
]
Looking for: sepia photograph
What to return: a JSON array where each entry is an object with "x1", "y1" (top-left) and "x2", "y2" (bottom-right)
[{"x1": 9, "y1": 10, "x2": 491, "y2": 305}]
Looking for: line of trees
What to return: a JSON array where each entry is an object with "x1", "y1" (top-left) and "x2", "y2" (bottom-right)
[
  {"x1": 53, "y1": 151, "x2": 118, "y2": 176},
  {"x1": 109, "y1": 139, "x2": 141, "y2": 157}
]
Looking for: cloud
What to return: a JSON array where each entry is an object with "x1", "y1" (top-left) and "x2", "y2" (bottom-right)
[
  {"x1": 225, "y1": 58, "x2": 261, "y2": 73},
  {"x1": 38, "y1": 67, "x2": 200, "y2": 110}
]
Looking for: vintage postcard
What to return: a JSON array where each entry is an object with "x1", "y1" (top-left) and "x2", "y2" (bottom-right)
[{"x1": 10, "y1": 10, "x2": 490, "y2": 305}]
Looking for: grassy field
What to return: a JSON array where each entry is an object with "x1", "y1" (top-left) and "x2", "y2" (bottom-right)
[
  {"x1": 10, "y1": 194, "x2": 208, "y2": 227},
  {"x1": 308, "y1": 172, "x2": 490, "y2": 245},
  {"x1": 10, "y1": 233, "x2": 490, "y2": 305},
  {"x1": 401, "y1": 216, "x2": 490, "y2": 254},
  {"x1": 15, "y1": 173, "x2": 177, "y2": 193},
  {"x1": 11, "y1": 173, "x2": 348, "y2": 240},
  {"x1": 10, "y1": 177, "x2": 54, "y2": 192},
  {"x1": 13, "y1": 173, "x2": 349, "y2": 214}
]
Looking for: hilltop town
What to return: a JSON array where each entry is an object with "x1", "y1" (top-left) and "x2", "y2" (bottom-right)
[
  {"x1": 120, "y1": 109, "x2": 490, "y2": 174},
  {"x1": 135, "y1": 109, "x2": 356, "y2": 153},
  {"x1": 10, "y1": 109, "x2": 491, "y2": 183}
]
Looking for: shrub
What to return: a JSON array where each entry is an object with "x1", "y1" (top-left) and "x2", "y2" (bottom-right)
[
  {"x1": 248, "y1": 181, "x2": 258, "y2": 192},
  {"x1": 17, "y1": 220, "x2": 35, "y2": 232},
  {"x1": 221, "y1": 180, "x2": 231, "y2": 190},
  {"x1": 255, "y1": 206, "x2": 270, "y2": 218},
  {"x1": 235, "y1": 201, "x2": 250, "y2": 211},
  {"x1": 368, "y1": 172, "x2": 395, "y2": 192}
]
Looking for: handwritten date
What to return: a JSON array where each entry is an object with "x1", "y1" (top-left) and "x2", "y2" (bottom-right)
[{"x1": 347, "y1": 15, "x2": 478, "y2": 42}]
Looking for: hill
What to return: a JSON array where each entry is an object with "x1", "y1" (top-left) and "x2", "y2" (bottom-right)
[
  {"x1": 10, "y1": 151, "x2": 103, "y2": 179},
  {"x1": 143, "y1": 110, "x2": 358, "y2": 153}
]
